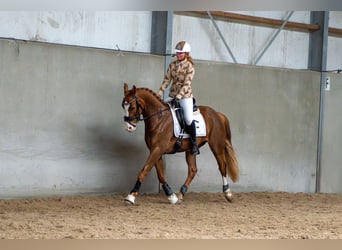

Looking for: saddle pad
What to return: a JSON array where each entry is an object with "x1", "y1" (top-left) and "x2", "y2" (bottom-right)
[{"x1": 170, "y1": 106, "x2": 206, "y2": 138}]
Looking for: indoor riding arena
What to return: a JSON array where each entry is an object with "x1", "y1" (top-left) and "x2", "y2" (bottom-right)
[{"x1": 1, "y1": 10, "x2": 342, "y2": 239}]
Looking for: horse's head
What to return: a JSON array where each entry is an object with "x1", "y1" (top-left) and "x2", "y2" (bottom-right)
[{"x1": 122, "y1": 83, "x2": 142, "y2": 132}]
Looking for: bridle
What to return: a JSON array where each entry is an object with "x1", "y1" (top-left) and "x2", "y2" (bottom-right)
[
  {"x1": 123, "y1": 95, "x2": 143, "y2": 128},
  {"x1": 123, "y1": 94, "x2": 169, "y2": 127}
]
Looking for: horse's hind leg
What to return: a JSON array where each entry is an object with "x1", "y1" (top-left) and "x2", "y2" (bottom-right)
[
  {"x1": 222, "y1": 174, "x2": 233, "y2": 202},
  {"x1": 209, "y1": 144, "x2": 234, "y2": 202},
  {"x1": 177, "y1": 151, "x2": 198, "y2": 201}
]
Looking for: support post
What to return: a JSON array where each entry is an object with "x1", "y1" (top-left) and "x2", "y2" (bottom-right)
[
  {"x1": 151, "y1": 11, "x2": 173, "y2": 98},
  {"x1": 151, "y1": 11, "x2": 173, "y2": 193},
  {"x1": 308, "y1": 11, "x2": 329, "y2": 193}
]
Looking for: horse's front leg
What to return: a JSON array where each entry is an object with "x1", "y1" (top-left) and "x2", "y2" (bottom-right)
[
  {"x1": 124, "y1": 149, "x2": 161, "y2": 205},
  {"x1": 125, "y1": 149, "x2": 177, "y2": 205},
  {"x1": 154, "y1": 156, "x2": 178, "y2": 204},
  {"x1": 177, "y1": 151, "x2": 198, "y2": 201}
]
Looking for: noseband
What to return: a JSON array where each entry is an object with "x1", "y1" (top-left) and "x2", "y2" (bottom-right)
[{"x1": 123, "y1": 95, "x2": 144, "y2": 126}]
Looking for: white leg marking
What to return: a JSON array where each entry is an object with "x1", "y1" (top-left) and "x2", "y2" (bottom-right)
[
  {"x1": 124, "y1": 194, "x2": 136, "y2": 205},
  {"x1": 222, "y1": 175, "x2": 233, "y2": 202},
  {"x1": 222, "y1": 176, "x2": 228, "y2": 186},
  {"x1": 168, "y1": 193, "x2": 179, "y2": 204}
]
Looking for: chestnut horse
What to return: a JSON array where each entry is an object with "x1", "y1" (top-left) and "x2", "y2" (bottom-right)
[{"x1": 122, "y1": 83, "x2": 239, "y2": 205}]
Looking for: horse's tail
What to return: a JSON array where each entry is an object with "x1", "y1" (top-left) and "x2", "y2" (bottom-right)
[
  {"x1": 225, "y1": 138, "x2": 239, "y2": 182},
  {"x1": 218, "y1": 112, "x2": 239, "y2": 183}
]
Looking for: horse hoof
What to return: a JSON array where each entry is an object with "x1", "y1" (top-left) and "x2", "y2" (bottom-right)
[
  {"x1": 124, "y1": 194, "x2": 135, "y2": 205},
  {"x1": 224, "y1": 189, "x2": 234, "y2": 203},
  {"x1": 168, "y1": 193, "x2": 179, "y2": 204},
  {"x1": 177, "y1": 193, "x2": 184, "y2": 202}
]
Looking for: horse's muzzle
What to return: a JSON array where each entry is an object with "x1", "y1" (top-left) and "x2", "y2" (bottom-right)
[{"x1": 125, "y1": 122, "x2": 137, "y2": 132}]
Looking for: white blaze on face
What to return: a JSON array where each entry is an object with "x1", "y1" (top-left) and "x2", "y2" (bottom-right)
[{"x1": 124, "y1": 102, "x2": 137, "y2": 132}]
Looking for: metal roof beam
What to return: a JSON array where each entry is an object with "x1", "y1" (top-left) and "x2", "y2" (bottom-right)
[
  {"x1": 207, "y1": 11, "x2": 237, "y2": 64},
  {"x1": 252, "y1": 11, "x2": 294, "y2": 65}
]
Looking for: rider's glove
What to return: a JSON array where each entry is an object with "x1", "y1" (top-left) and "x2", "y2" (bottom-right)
[{"x1": 171, "y1": 98, "x2": 179, "y2": 107}]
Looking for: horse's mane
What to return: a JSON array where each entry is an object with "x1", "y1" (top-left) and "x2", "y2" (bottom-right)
[{"x1": 136, "y1": 87, "x2": 167, "y2": 105}]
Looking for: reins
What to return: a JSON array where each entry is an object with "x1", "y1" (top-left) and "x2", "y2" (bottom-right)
[
  {"x1": 139, "y1": 107, "x2": 170, "y2": 121},
  {"x1": 123, "y1": 94, "x2": 169, "y2": 123}
]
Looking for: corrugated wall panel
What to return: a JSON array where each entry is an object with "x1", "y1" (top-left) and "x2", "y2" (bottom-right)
[
  {"x1": 0, "y1": 11, "x2": 152, "y2": 52},
  {"x1": 1, "y1": 11, "x2": 342, "y2": 70}
]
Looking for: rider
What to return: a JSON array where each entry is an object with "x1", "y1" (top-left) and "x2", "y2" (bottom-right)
[{"x1": 157, "y1": 41, "x2": 200, "y2": 155}]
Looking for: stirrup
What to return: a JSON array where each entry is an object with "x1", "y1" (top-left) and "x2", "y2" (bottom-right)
[{"x1": 191, "y1": 145, "x2": 200, "y2": 155}]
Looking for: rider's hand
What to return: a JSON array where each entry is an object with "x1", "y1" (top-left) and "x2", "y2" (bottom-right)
[
  {"x1": 171, "y1": 98, "x2": 179, "y2": 107},
  {"x1": 157, "y1": 90, "x2": 163, "y2": 99}
]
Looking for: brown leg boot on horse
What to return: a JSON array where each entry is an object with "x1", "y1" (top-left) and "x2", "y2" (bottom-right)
[{"x1": 186, "y1": 121, "x2": 200, "y2": 155}]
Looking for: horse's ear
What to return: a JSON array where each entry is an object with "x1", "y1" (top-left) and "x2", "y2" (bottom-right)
[
  {"x1": 132, "y1": 85, "x2": 136, "y2": 94},
  {"x1": 124, "y1": 82, "x2": 128, "y2": 94}
]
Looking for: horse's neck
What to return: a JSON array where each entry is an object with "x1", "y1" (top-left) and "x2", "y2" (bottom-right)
[
  {"x1": 138, "y1": 90, "x2": 167, "y2": 115},
  {"x1": 137, "y1": 90, "x2": 171, "y2": 139}
]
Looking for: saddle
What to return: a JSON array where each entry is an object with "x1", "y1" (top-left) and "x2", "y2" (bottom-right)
[
  {"x1": 173, "y1": 98, "x2": 199, "y2": 130},
  {"x1": 169, "y1": 98, "x2": 206, "y2": 153}
]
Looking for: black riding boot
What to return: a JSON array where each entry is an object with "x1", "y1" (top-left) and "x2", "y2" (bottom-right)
[{"x1": 186, "y1": 121, "x2": 200, "y2": 155}]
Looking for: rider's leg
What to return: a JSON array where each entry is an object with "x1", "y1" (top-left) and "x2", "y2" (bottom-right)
[{"x1": 179, "y1": 98, "x2": 200, "y2": 155}]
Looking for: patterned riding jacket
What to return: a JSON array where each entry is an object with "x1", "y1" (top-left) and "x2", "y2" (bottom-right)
[{"x1": 158, "y1": 58, "x2": 195, "y2": 100}]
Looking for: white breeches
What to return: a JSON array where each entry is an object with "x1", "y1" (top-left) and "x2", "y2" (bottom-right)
[{"x1": 179, "y1": 98, "x2": 193, "y2": 126}]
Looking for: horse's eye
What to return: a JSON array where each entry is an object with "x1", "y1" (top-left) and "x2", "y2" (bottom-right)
[{"x1": 129, "y1": 106, "x2": 135, "y2": 112}]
